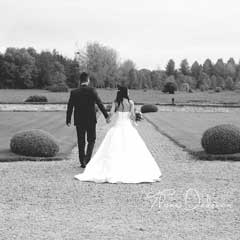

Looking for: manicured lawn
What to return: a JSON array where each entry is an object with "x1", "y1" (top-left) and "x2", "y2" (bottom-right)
[
  {"x1": 0, "y1": 112, "x2": 76, "y2": 160},
  {"x1": 0, "y1": 89, "x2": 240, "y2": 104},
  {"x1": 144, "y1": 110, "x2": 240, "y2": 152}
]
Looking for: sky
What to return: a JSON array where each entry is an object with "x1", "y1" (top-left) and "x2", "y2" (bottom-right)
[{"x1": 0, "y1": 0, "x2": 240, "y2": 70}]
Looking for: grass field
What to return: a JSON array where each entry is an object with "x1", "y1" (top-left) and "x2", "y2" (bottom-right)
[
  {"x1": 144, "y1": 110, "x2": 240, "y2": 152},
  {"x1": 0, "y1": 112, "x2": 76, "y2": 160},
  {"x1": 0, "y1": 89, "x2": 240, "y2": 105}
]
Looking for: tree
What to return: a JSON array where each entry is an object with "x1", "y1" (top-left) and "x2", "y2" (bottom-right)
[
  {"x1": 4, "y1": 48, "x2": 35, "y2": 88},
  {"x1": 151, "y1": 70, "x2": 166, "y2": 90},
  {"x1": 0, "y1": 53, "x2": 5, "y2": 88},
  {"x1": 180, "y1": 59, "x2": 190, "y2": 75},
  {"x1": 226, "y1": 58, "x2": 236, "y2": 79},
  {"x1": 36, "y1": 51, "x2": 55, "y2": 88},
  {"x1": 163, "y1": 75, "x2": 177, "y2": 94},
  {"x1": 165, "y1": 59, "x2": 175, "y2": 76},
  {"x1": 118, "y1": 59, "x2": 136, "y2": 86},
  {"x1": 78, "y1": 42, "x2": 119, "y2": 88},
  {"x1": 0, "y1": 58, "x2": 17, "y2": 88},
  {"x1": 216, "y1": 76, "x2": 225, "y2": 89},
  {"x1": 191, "y1": 61, "x2": 202, "y2": 80},
  {"x1": 27, "y1": 47, "x2": 37, "y2": 58},
  {"x1": 227, "y1": 57, "x2": 236, "y2": 65},
  {"x1": 137, "y1": 69, "x2": 152, "y2": 89},
  {"x1": 49, "y1": 62, "x2": 66, "y2": 84},
  {"x1": 128, "y1": 69, "x2": 138, "y2": 89},
  {"x1": 176, "y1": 72, "x2": 195, "y2": 90},
  {"x1": 225, "y1": 76, "x2": 234, "y2": 90},
  {"x1": 163, "y1": 82, "x2": 177, "y2": 94},
  {"x1": 2, "y1": 44, "x2": 240, "y2": 92},
  {"x1": 214, "y1": 58, "x2": 226, "y2": 78},
  {"x1": 197, "y1": 71, "x2": 210, "y2": 90},
  {"x1": 65, "y1": 59, "x2": 80, "y2": 88},
  {"x1": 44, "y1": 61, "x2": 68, "y2": 92},
  {"x1": 175, "y1": 72, "x2": 185, "y2": 89},
  {"x1": 210, "y1": 75, "x2": 217, "y2": 90},
  {"x1": 203, "y1": 59, "x2": 213, "y2": 76},
  {"x1": 184, "y1": 75, "x2": 196, "y2": 90}
]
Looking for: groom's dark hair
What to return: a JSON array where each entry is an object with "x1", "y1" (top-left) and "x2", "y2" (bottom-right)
[{"x1": 80, "y1": 72, "x2": 89, "y2": 83}]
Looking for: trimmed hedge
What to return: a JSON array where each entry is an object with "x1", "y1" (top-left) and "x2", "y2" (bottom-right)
[
  {"x1": 141, "y1": 104, "x2": 158, "y2": 113},
  {"x1": 163, "y1": 81, "x2": 177, "y2": 94},
  {"x1": 201, "y1": 124, "x2": 240, "y2": 154},
  {"x1": 10, "y1": 129, "x2": 59, "y2": 157},
  {"x1": 25, "y1": 95, "x2": 48, "y2": 102},
  {"x1": 215, "y1": 87, "x2": 222, "y2": 93}
]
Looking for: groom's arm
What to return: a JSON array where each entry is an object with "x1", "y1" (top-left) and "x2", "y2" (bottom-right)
[
  {"x1": 93, "y1": 89, "x2": 109, "y2": 119},
  {"x1": 66, "y1": 91, "x2": 74, "y2": 125}
]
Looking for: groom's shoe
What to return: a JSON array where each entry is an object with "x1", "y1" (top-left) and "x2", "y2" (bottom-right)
[
  {"x1": 80, "y1": 163, "x2": 86, "y2": 168},
  {"x1": 79, "y1": 159, "x2": 86, "y2": 168}
]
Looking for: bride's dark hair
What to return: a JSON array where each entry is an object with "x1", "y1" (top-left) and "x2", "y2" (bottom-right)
[{"x1": 115, "y1": 85, "x2": 130, "y2": 110}]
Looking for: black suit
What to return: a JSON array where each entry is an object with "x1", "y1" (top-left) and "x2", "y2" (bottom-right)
[{"x1": 66, "y1": 85, "x2": 108, "y2": 165}]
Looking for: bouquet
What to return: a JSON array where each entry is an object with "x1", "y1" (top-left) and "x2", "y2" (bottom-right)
[{"x1": 135, "y1": 111, "x2": 143, "y2": 122}]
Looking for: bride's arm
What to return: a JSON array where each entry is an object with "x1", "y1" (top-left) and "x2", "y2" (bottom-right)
[
  {"x1": 109, "y1": 101, "x2": 116, "y2": 118},
  {"x1": 130, "y1": 100, "x2": 136, "y2": 121}
]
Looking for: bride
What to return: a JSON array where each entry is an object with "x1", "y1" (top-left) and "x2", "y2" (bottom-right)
[{"x1": 74, "y1": 86, "x2": 162, "y2": 183}]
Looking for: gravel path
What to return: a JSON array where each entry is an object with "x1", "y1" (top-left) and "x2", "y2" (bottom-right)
[{"x1": 0, "y1": 116, "x2": 239, "y2": 240}]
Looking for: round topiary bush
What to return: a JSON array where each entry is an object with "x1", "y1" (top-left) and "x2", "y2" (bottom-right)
[
  {"x1": 141, "y1": 104, "x2": 158, "y2": 113},
  {"x1": 215, "y1": 87, "x2": 222, "y2": 93},
  {"x1": 163, "y1": 81, "x2": 177, "y2": 94},
  {"x1": 10, "y1": 129, "x2": 59, "y2": 157},
  {"x1": 201, "y1": 124, "x2": 240, "y2": 154},
  {"x1": 25, "y1": 95, "x2": 48, "y2": 103}
]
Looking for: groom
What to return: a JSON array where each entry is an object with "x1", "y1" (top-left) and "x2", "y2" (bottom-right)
[{"x1": 66, "y1": 72, "x2": 110, "y2": 168}]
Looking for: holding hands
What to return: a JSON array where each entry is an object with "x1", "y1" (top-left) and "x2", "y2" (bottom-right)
[{"x1": 106, "y1": 115, "x2": 111, "y2": 124}]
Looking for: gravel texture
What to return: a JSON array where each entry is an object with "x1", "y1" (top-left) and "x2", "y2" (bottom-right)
[{"x1": 1, "y1": 103, "x2": 240, "y2": 112}]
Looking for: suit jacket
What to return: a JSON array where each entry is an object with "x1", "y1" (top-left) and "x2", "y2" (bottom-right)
[{"x1": 66, "y1": 85, "x2": 108, "y2": 126}]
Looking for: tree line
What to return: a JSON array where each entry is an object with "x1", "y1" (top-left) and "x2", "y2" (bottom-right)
[
  {"x1": 0, "y1": 47, "x2": 79, "y2": 89},
  {"x1": 1, "y1": 43, "x2": 240, "y2": 91}
]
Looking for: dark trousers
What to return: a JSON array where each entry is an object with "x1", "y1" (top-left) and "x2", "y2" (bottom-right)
[{"x1": 76, "y1": 124, "x2": 96, "y2": 165}]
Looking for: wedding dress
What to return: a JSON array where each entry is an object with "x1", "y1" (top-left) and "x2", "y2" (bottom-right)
[{"x1": 74, "y1": 99, "x2": 162, "y2": 183}]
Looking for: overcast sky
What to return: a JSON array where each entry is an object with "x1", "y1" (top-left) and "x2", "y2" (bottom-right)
[{"x1": 0, "y1": 0, "x2": 240, "y2": 69}]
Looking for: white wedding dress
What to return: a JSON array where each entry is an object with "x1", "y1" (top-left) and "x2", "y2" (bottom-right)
[{"x1": 74, "y1": 100, "x2": 162, "y2": 183}]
